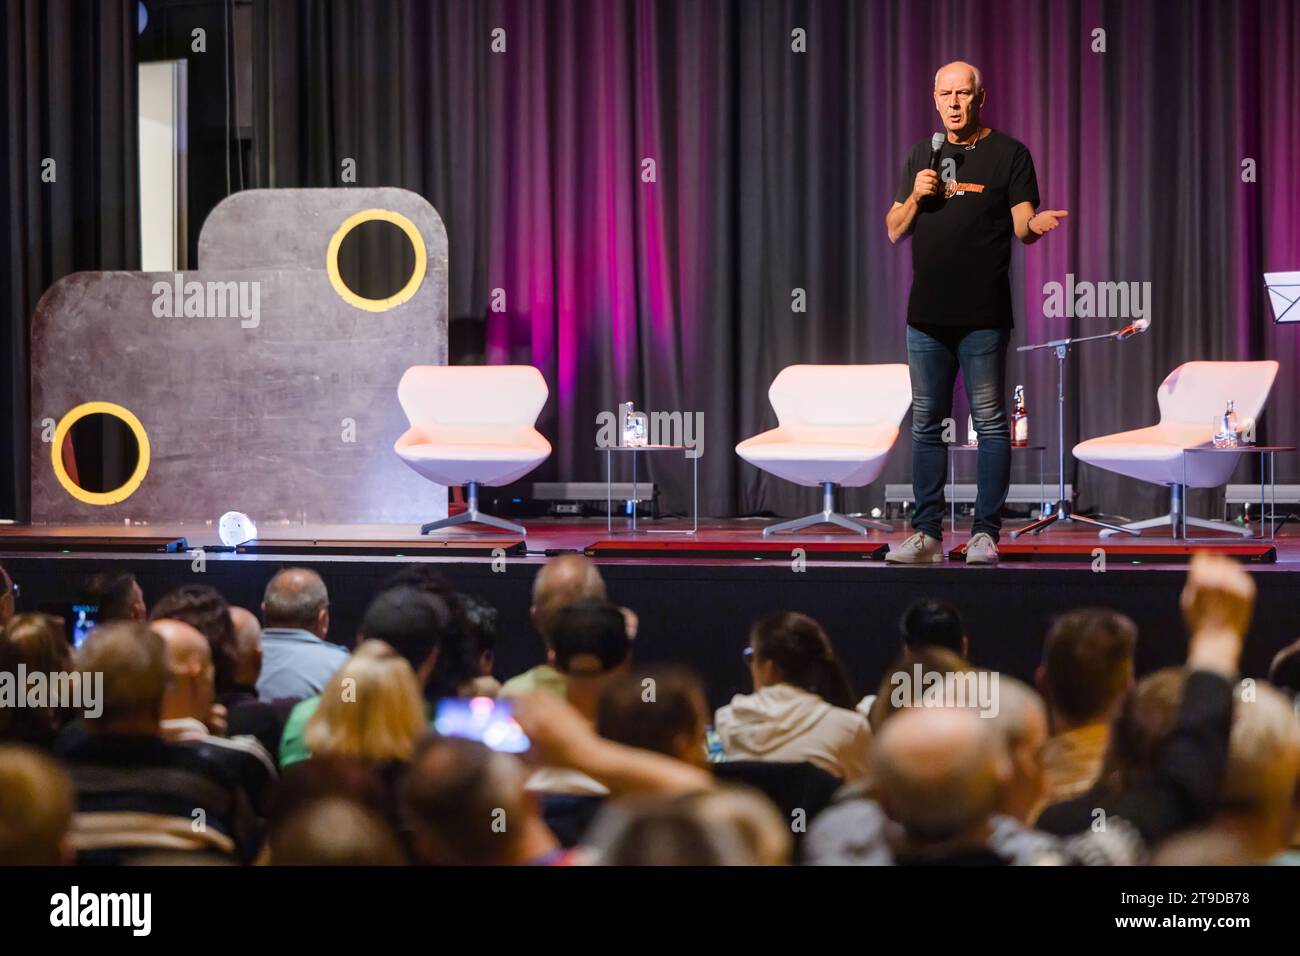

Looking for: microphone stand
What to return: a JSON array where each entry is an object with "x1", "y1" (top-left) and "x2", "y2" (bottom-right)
[{"x1": 1010, "y1": 327, "x2": 1144, "y2": 538}]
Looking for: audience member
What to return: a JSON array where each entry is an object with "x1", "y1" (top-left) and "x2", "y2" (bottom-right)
[
  {"x1": 523, "y1": 599, "x2": 633, "y2": 802},
  {"x1": 715, "y1": 612, "x2": 870, "y2": 780},
  {"x1": 0, "y1": 744, "x2": 74, "y2": 864},
  {"x1": 584, "y1": 793, "x2": 755, "y2": 865},
  {"x1": 1151, "y1": 828, "x2": 1258, "y2": 866},
  {"x1": 1033, "y1": 554, "x2": 1253, "y2": 856},
  {"x1": 865, "y1": 644, "x2": 972, "y2": 729},
  {"x1": 402, "y1": 736, "x2": 572, "y2": 865},
  {"x1": 84, "y1": 570, "x2": 147, "y2": 622},
  {"x1": 258, "y1": 568, "x2": 349, "y2": 700},
  {"x1": 460, "y1": 592, "x2": 503, "y2": 698},
  {"x1": 687, "y1": 785, "x2": 792, "y2": 865},
  {"x1": 1034, "y1": 608, "x2": 1136, "y2": 814},
  {"x1": 380, "y1": 564, "x2": 479, "y2": 698},
  {"x1": 278, "y1": 585, "x2": 459, "y2": 766},
  {"x1": 854, "y1": 600, "x2": 970, "y2": 717},
  {"x1": 268, "y1": 797, "x2": 406, "y2": 866},
  {"x1": 306, "y1": 640, "x2": 426, "y2": 764},
  {"x1": 1209, "y1": 680, "x2": 1300, "y2": 863},
  {"x1": 264, "y1": 755, "x2": 405, "y2": 853},
  {"x1": 0, "y1": 612, "x2": 75, "y2": 747},
  {"x1": 219, "y1": 605, "x2": 294, "y2": 761},
  {"x1": 150, "y1": 584, "x2": 240, "y2": 696},
  {"x1": 871, "y1": 706, "x2": 1016, "y2": 865},
  {"x1": 985, "y1": 675, "x2": 1049, "y2": 825},
  {"x1": 153, "y1": 617, "x2": 277, "y2": 810},
  {"x1": 1267, "y1": 637, "x2": 1300, "y2": 700},
  {"x1": 597, "y1": 665, "x2": 709, "y2": 767},
  {"x1": 53, "y1": 621, "x2": 258, "y2": 863},
  {"x1": 901, "y1": 597, "x2": 969, "y2": 658},
  {"x1": 551, "y1": 600, "x2": 633, "y2": 720},
  {"x1": 500, "y1": 555, "x2": 607, "y2": 699}
]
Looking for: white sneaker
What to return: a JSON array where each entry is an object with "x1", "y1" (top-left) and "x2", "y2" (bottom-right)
[
  {"x1": 965, "y1": 532, "x2": 999, "y2": 565},
  {"x1": 885, "y1": 531, "x2": 944, "y2": 564}
]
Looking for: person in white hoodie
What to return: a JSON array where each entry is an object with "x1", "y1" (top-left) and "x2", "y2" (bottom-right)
[{"x1": 714, "y1": 612, "x2": 871, "y2": 781}]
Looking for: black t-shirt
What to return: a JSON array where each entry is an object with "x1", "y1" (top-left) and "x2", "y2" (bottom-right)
[{"x1": 895, "y1": 130, "x2": 1039, "y2": 328}]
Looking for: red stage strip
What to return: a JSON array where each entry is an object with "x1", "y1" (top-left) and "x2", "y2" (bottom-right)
[
  {"x1": 946, "y1": 540, "x2": 1277, "y2": 564},
  {"x1": 584, "y1": 539, "x2": 890, "y2": 561},
  {"x1": 234, "y1": 538, "x2": 526, "y2": 557}
]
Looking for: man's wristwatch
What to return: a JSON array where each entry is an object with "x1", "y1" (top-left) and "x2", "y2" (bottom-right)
[{"x1": 1027, "y1": 213, "x2": 1040, "y2": 235}]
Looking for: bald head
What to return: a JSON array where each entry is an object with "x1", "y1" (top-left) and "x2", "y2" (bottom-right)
[
  {"x1": 983, "y1": 675, "x2": 1048, "y2": 822},
  {"x1": 152, "y1": 618, "x2": 215, "y2": 724},
  {"x1": 873, "y1": 707, "x2": 1008, "y2": 843},
  {"x1": 530, "y1": 555, "x2": 607, "y2": 644},
  {"x1": 934, "y1": 60, "x2": 982, "y2": 93},
  {"x1": 153, "y1": 618, "x2": 211, "y2": 667},
  {"x1": 263, "y1": 568, "x2": 330, "y2": 636},
  {"x1": 933, "y1": 60, "x2": 986, "y2": 140},
  {"x1": 229, "y1": 606, "x2": 263, "y2": 687}
]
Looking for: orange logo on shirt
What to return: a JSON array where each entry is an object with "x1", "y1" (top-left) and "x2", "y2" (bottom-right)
[{"x1": 944, "y1": 180, "x2": 986, "y2": 199}]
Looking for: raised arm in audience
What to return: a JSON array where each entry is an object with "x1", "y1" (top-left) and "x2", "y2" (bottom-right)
[
  {"x1": 1108, "y1": 553, "x2": 1252, "y2": 844},
  {"x1": 512, "y1": 691, "x2": 714, "y2": 797}
]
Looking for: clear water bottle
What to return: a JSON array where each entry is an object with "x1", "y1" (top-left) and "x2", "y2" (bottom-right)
[
  {"x1": 967, "y1": 413, "x2": 978, "y2": 446},
  {"x1": 1213, "y1": 400, "x2": 1239, "y2": 448}
]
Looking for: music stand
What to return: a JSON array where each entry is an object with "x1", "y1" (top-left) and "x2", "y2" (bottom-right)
[
  {"x1": 1010, "y1": 328, "x2": 1143, "y2": 538},
  {"x1": 1265, "y1": 272, "x2": 1300, "y2": 324}
]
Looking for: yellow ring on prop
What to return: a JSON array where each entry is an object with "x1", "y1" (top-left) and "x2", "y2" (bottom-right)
[
  {"x1": 51, "y1": 402, "x2": 151, "y2": 505},
  {"x1": 325, "y1": 208, "x2": 427, "y2": 312}
]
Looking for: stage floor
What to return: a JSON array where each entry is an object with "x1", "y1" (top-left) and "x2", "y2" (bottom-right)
[
  {"x1": 0, "y1": 514, "x2": 1293, "y2": 568},
  {"x1": 3, "y1": 516, "x2": 1296, "y2": 709}
]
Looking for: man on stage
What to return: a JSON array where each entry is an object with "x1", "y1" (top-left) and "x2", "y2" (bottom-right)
[{"x1": 884, "y1": 61, "x2": 1068, "y2": 565}]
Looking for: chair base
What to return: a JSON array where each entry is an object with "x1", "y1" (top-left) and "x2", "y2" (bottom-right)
[
  {"x1": 1097, "y1": 513, "x2": 1253, "y2": 539},
  {"x1": 1097, "y1": 483, "x2": 1253, "y2": 539},
  {"x1": 420, "y1": 481, "x2": 526, "y2": 537},
  {"x1": 761, "y1": 482, "x2": 891, "y2": 537}
]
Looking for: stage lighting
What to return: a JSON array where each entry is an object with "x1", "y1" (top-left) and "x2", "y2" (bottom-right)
[{"x1": 218, "y1": 511, "x2": 257, "y2": 547}]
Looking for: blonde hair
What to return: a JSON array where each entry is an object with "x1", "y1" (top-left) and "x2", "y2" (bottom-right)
[
  {"x1": 1222, "y1": 680, "x2": 1300, "y2": 815},
  {"x1": 306, "y1": 640, "x2": 427, "y2": 762}
]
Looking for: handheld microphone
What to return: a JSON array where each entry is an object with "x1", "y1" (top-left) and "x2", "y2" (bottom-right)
[{"x1": 928, "y1": 132, "x2": 945, "y2": 172}]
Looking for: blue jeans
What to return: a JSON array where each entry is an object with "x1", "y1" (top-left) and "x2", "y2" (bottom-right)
[{"x1": 906, "y1": 324, "x2": 1011, "y2": 541}]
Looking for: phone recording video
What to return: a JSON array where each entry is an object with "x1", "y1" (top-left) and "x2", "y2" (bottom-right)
[{"x1": 433, "y1": 696, "x2": 530, "y2": 754}]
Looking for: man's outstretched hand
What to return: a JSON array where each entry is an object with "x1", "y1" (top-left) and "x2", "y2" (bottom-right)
[{"x1": 1030, "y1": 209, "x2": 1069, "y2": 235}]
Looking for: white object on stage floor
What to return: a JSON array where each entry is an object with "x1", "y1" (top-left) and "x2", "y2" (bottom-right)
[
  {"x1": 395, "y1": 365, "x2": 552, "y2": 536},
  {"x1": 1073, "y1": 360, "x2": 1279, "y2": 537},
  {"x1": 735, "y1": 364, "x2": 911, "y2": 536},
  {"x1": 1265, "y1": 272, "x2": 1300, "y2": 324}
]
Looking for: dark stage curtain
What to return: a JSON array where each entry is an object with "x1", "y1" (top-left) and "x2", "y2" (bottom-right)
[
  {"x1": 0, "y1": 0, "x2": 139, "y2": 520},
  {"x1": 246, "y1": 0, "x2": 1300, "y2": 523}
]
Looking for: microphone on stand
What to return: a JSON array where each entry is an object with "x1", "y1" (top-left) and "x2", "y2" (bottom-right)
[{"x1": 1115, "y1": 318, "x2": 1151, "y2": 340}]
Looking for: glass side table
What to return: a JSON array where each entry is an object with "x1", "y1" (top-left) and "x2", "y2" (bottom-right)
[
  {"x1": 1180, "y1": 445, "x2": 1294, "y2": 542},
  {"x1": 947, "y1": 443, "x2": 1046, "y2": 533},
  {"x1": 598, "y1": 444, "x2": 699, "y2": 534}
]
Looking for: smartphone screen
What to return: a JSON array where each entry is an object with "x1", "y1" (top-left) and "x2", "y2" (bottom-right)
[
  {"x1": 433, "y1": 696, "x2": 530, "y2": 754},
  {"x1": 69, "y1": 603, "x2": 99, "y2": 649}
]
